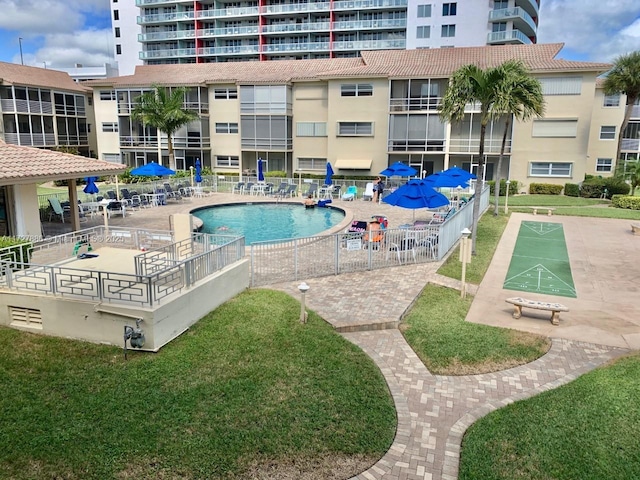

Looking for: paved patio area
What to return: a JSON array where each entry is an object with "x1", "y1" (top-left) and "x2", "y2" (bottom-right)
[{"x1": 41, "y1": 196, "x2": 639, "y2": 480}]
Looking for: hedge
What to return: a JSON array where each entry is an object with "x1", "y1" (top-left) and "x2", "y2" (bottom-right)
[
  {"x1": 488, "y1": 179, "x2": 519, "y2": 196},
  {"x1": 529, "y1": 183, "x2": 563, "y2": 195},
  {"x1": 564, "y1": 183, "x2": 580, "y2": 197},
  {"x1": 580, "y1": 177, "x2": 630, "y2": 198},
  {"x1": 611, "y1": 195, "x2": 640, "y2": 210}
]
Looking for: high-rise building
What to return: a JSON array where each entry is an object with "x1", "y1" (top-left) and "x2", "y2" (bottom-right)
[{"x1": 114, "y1": 0, "x2": 540, "y2": 75}]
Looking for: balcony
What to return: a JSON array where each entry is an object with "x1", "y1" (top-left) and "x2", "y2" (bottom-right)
[
  {"x1": 390, "y1": 96, "x2": 441, "y2": 112},
  {"x1": 137, "y1": 11, "x2": 196, "y2": 25},
  {"x1": 0, "y1": 99, "x2": 53, "y2": 114},
  {"x1": 333, "y1": 0, "x2": 408, "y2": 11},
  {"x1": 139, "y1": 30, "x2": 196, "y2": 42},
  {"x1": 120, "y1": 136, "x2": 159, "y2": 148},
  {"x1": 515, "y1": 0, "x2": 539, "y2": 18},
  {"x1": 197, "y1": 25, "x2": 260, "y2": 38},
  {"x1": 136, "y1": 0, "x2": 191, "y2": 5},
  {"x1": 161, "y1": 135, "x2": 211, "y2": 149},
  {"x1": 448, "y1": 138, "x2": 511, "y2": 154},
  {"x1": 139, "y1": 48, "x2": 197, "y2": 60},
  {"x1": 387, "y1": 139, "x2": 445, "y2": 152},
  {"x1": 262, "y1": 1, "x2": 330, "y2": 14},
  {"x1": 197, "y1": 45, "x2": 260, "y2": 56},
  {"x1": 2, "y1": 133, "x2": 56, "y2": 147},
  {"x1": 487, "y1": 29, "x2": 532, "y2": 45},
  {"x1": 262, "y1": 42, "x2": 330, "y2": 53},
  {"x1": 332, "y1": 39, "x2": 406, "y2": 51},
  {"x1": 489, "y1": 7, "x2": 536, "y2": 37},
  {"x1": 261, "y1": 21, "x2": 330, "y2": 34},
  {"x1": 195, "y1": 6, "x2": 259, "y2": 19},
  {"x1": 333, "y1": 18, "x2": 406, "y2": 31},
  {"x1": 621, "y1": 138, "x2": 640, "y2": 152}
]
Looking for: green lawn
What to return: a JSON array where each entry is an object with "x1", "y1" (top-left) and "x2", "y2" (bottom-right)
[
  {"x1": 459, "y1": 352, "x2": 640, "y2": 480},
  {"x1": 500, "y1": 194, "x2": 608, "y2": 207},
  {"x1": 0, "y1": 289, "x2": 396, "y2": 480}
]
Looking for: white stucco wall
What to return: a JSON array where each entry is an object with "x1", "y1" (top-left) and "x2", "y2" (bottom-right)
[{"x1": 12, "y1": 184, "x2": 41, "y2": 238}]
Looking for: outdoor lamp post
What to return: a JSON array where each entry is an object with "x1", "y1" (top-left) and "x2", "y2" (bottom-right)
[
  {"x1": 190, "y1": 166, "x2": 194, "y2": 187},
  {"x1": 298, "y1": 168, "x2": 303, "y2": 197},
  {"x1": 505, "y1": 180, "x2": 511, "y2": 214},
  {"x1": 459, "y1": 228, "x2": 472, "y2": 299},
  {"x1": 123, "y1": 319, "x2": 145, "y2": 360},
  {"x1": 298, "y1": 282, "x2": 310, "y2": 324}
]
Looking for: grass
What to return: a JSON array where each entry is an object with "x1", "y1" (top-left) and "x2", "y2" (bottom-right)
[
  {"x1": 401, "y1": 284, "x2": 550, "y2": 375},
  {"x1": 0, "y1": 289, "x2": 396, "y2": 480},
  {"x1": 459, "y1": 352, "x2": 640, "y2": 480},
  {"x1": 499, "y1": 194, "x2": 608, "y2": 207},
  {"x1": 510, "y1": 206, "x2": 640, "y2": 219}
]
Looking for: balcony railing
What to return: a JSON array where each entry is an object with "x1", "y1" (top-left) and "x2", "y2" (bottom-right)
[
  {"x1": 139, "y1": 30, "x2": 196, "y2": 42},
  {"x1": 120, "y1": 136, "x2": 159, "y2": 148},
  {"x1": 160, "y1": 136, "x2": 211, "y2": 149},
  {"x1": 0, "y1": 99, "x2": 54, "y2": 114},
  {"x1": 621, "y1": 138, "x2": 640, "y2": 151},
  {"x1": 333, "y1": 18, "x2": 407, "y2": 30},
  {"x1": 195, "y1": 6, "x2": 259, "y2": 19},
  {"x1": 197, "y1": 45, "x2": 260, "y2": 56},
  {"x1": 262, "y1": 1, "x2": 330, "y2": 14},
  {"x1": 3, "y1": 133, "x2": 56, "y2": 147},
  {"x1": 197, "y1": 25, "x2": 260, "y2": 38},
  {"x1": 448, "y1": 138, "x2": 511, "y2": 154},
  {"x1": 261, "y1": 42, "x2": 330, "y2": 53},
  {"x1": 333, "y1": 0, "x2": 408, "y2": 10},
  {"x1": 387, "y1": 139, "x2": 445, "y2": 152},
  {"x1": 139, "y1": 48, "x2": 197, "y2": 59},
  {"x1": 390, "y1": 97, "x2": 441, "y2": 112},
  {"x1": 241, "y1": 138, "x2": 293, "y2": 150},
  {"x1": 487, "y1": 29, "x2": 532, "y2": 45},
  {"x1": 58, "y1": 134, "x2": 89, "y2": 146},
  {"x1": 261, "y1": 21, "x2": 330, "y2": 34},
  {"x1": 489, "y1": 7, "x2": 536, "y2": 36},
  {"x1": 137, "y1": 11, "x2": 196, "y2": 24},
  {"x1": 515, "y1": 0, "x2": 539, "y2": 17},
  {"x1": 332, "y1": 39, "x2": 406, "y2": 51},
  {"x1": 136, "y1": 0, "x2": 190, "y2": 5}
]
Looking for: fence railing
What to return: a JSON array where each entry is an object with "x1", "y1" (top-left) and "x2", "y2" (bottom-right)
[{"x1": 0, "y1": 228, "x2": 245, "y2": 307}]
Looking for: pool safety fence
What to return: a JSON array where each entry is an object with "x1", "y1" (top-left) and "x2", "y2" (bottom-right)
[
  {"x1": 249, "y1": 186, "x2": 489, "y2": 286},
  {"x1": 0, "y1": 228, "x2": 245, "y2": 307}
]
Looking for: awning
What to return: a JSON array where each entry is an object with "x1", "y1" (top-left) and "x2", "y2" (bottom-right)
[{"x1": 335, "y1": 159, "x2": 372, "y2": 170}]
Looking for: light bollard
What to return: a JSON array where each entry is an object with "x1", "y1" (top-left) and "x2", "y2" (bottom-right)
[
  {"x1": 505, "y1": 180, "x2": 511, "y2": 214},
  {"x1": 459, "y1": 228, "x2": 472, "y2": 298},
  {"x1": 298, "y1": 282, "x2": 310, "y2": 323}
]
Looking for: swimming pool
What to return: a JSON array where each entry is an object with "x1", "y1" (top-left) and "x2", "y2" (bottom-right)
[{"x1": 192, "y1": 203, "x2": 346, "y2": 244}]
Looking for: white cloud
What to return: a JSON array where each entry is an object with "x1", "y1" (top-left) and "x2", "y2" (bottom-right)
[
  {"x1": 20, "y1": 29, "x2": 114, "y2": 68},
  {"x1": 538, "y1": 0, "x2": 640, "y2": 61}
]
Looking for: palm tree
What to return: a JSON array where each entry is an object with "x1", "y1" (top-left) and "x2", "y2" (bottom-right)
[
  {"x1": 492, "y1": 61, "x2": 545, "y2": 216},
  {"x1": 131, "y1": 85, "x2": 199, "y2": 171},
  {"x1": 440, "y1": 61, "x2": 533, "y2": 253},
  {"x1": 603, "y1": 51, "x2": 640, "y2": 171}
]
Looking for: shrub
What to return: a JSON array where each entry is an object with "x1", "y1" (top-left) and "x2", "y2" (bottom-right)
[
  {"x1": 579, "y1": 176, "x2": 628, "y2": 198},
  {"x1": 488, "y1": 179, "x2": 519, "y2": 196},
  {"x1": 579, "y1": 180, "x2": 604, "y2": 198},
  {"x1": 529, "y1": 183, "x2": 563, "y2": 195},
  {"x1": 603, "y1": 177, "x2": 631, "y2": 197},
  {"x1": 266, "y1": 170, "x2": 286, "y2": 178},
  {"x1": 611, "y1": 195, "x2": 640, "y2": 210},
  {"x1": 564, "y1": 183, "x2": 580, "y2": 197}
]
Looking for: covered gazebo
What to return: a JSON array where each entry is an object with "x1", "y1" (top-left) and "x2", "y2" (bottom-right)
[{"x1": 0, "y1": 140, "x2": 125, "y2": 236}]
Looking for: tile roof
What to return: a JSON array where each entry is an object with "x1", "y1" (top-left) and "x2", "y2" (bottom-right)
[
  {"x1": 0, "y1": 140, "x2": 125, "y2": 186},
  {"x1": 85, "y1": 44, "x2": 612, "y2": 88},
  {"x1": 0, "y1": 61, "x2": 89, "y2": 93}
]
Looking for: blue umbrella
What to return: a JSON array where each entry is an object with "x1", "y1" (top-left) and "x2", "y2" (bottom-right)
[
  {"x1": 130, "y1": 161, "x2": 176, "y2": 177},
  {"x1": 423, "y1": 172, "x2": 469, "y2": 189},
  {"x1": 442, "y1": 166, "x2": 476, "y2": 182},
  {"x1": 258, "y1": 158, "x2": 265, "y2": 182},
  {"x1": 380, "y1": 161, "x2": 417, "y2": 177},
  {"x1": 83, "y1": 177, "x2": 99, "y2": 195},
  {"x1": 195, "y1": 158, "x2": 202, "y2": 184},
  {"x1": 383, "y1": 179, "x2": 450, "y2": 212},
  {"x1": 325, "y1": 162, "x2": 334, "y2": 185}
]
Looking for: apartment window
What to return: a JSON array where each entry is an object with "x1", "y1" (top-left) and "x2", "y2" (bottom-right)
[
  {"x1": 214, "y1": 88, "x2": 238, "y2": 99},
  {"x1": 341, "y1": 84, "x2": 373, "y2": 97},
  {"x1": 113, "y1": 9, "x2": 119, "y2": 20},
  {"x1": 530, "y1": 162, "x2": 572, "y2": 177},
  {"x1": 417, "y1": 4, "x2": 431, "y2": 17},
  {"x1": 538, "y1": 77, "x2": 582, "y2": 95},
  {"x1": 99, "y1": 90, "x2": 116, "y2": 101},
  {"x1": 532, "y1": 119, "x2": 578, "y2": 137},
  {"x1": 102, "y1": 122, "x2": 118, "y2": 133},
  {"x1": 115, "y1": 27, "x2": 120, "y2": 38},
  {"x1": 113, "y1": 0, "x2": 118, "y2": 2},
  {"x1": 600, "y1": 126, "x2": 616, "y2": 140},
  {"x1": 216, "y1": 155, "x2": 240, "y2": 167},
  {"x1": 116, "y1": 44, "x2": 122, "y2": 55},
  {"x1": 298, "y1": 157, "x2": 327, "y2": 170},
  {"x1": 494, "y1": 0, "x2": 508, "y2": 8},
  {"x1": 338, "y1": 122, "x2": 373, "y2": 135},
  {"x1": 102, "y1": 153, "x2": 121, "y2": 163},
  {"x1": 492, "y1": 22, "x2": 507, "y2": 32},
  {"x1": 603, "y1": 94, "x2": 620, "y2": 107},
  {"x1": 296, "y1": 122, "x2": 327, "y2": 137},
  {"x1": 442, "y1": 3, "x2": 457, "y2": 16},
  {"x1": 417, "y1": 26, "x2": 430, "y2": 39},
  {"x1": 596, "y1": 158, "x2": 613, "y2": 172},
  {"x1": 441, "y1": 25, "x2": 456, "y2": 37},
  {"x1": 215, "y1": 122, "x2": 238, "y2": 134}
]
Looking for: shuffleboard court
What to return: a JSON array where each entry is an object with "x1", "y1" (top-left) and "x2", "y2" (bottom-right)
[{"x1": 503, "y1": 221, "x2": 576, "y2": 298}]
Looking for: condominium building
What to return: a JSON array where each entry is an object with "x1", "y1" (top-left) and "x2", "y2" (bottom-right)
[
  {"x1": 88, "y1": 43, "x2": 626, "y2": 192},
  {"x1": 114, "y1": 0, "x2": 540, "y2": 75},
  {"x1": 0, "y1": 62, "x2": 96, "y2": 157}
]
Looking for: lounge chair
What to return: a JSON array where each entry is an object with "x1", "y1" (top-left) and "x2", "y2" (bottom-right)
[
  {"x1": 363, "y1": 220, "x2": 385, "y2": 249},
  {"x1": 232, "y1": 182, "x2": 245, "y2": 194},
  {"x1": 48, "y1": 198, "x2": 70, "y2": 222},
  {"x1": 363, "y1": 182, "x2": 374, "y2": 201},
  {"x1": 304, "y1": 183, "x2": 318, "y2": 197},
  {"x1": 243, "y1": 182, "x2": 254, "y2": 194},
  {"x1": 386, "y1": 230, "x2": 417, "y2": 264},
  {"x1": 331, "y1": 185, "x2": 342, "y2": 199},
  {"x1": 163, "y1": 183, "x2": 182, "y2": 201},
  {"x1": 342, "y1": 185, "x2": 357, "y2": 201},
  {"x1": 271, "y1": 182, "x2": 289, "y2": 197},
  {"x1": 284, "y1": 184, "x2": 298, "y2": 197},
  {"x1": 429, "y1": 207, "x2": 456, "y2": 225}
]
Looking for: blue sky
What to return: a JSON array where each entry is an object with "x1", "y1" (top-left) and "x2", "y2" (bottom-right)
[{"x1": 0, "y1": 0, "x2": 639, "y2": 69}]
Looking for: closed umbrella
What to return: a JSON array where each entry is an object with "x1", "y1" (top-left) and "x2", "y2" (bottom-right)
[
  {"x1": 83, "y1": 177, "x2": 99, "y2": 195},
  {"x1": 258, "y1": 158, "x2": 265, "y2": 182},
  {"x1": 325, "y1": 162, "x2": 334, "y2": 185},
  {"x1": 195, "y1": 158, "x2": 202, "y2": 184}
]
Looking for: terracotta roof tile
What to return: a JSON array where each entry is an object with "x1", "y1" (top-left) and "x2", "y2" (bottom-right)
[
  {"x1": 85, "y1": 44, "x2": 612, "y2": 88},
  {"x1": 0, "y1": 61, "x2": 89, "y2": 93},
  {"x1": 0, "y1": 140, "x2": 125, "y2": 185}
]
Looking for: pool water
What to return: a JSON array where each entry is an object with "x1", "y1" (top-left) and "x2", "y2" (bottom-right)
[{"x1": 192, "y1": 203, "x2": 345, "y2": 244}]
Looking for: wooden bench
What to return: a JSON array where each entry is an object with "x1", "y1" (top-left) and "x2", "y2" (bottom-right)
[
  {"x1": 530, "y1": 207, "x2": 556, "y2": 216},
  {"x1": 505, "y1": 297, "x2": 568, "y2": 325},
  {"x1": 631, "y1": 223, "x2": 640, "y2": 235}
]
